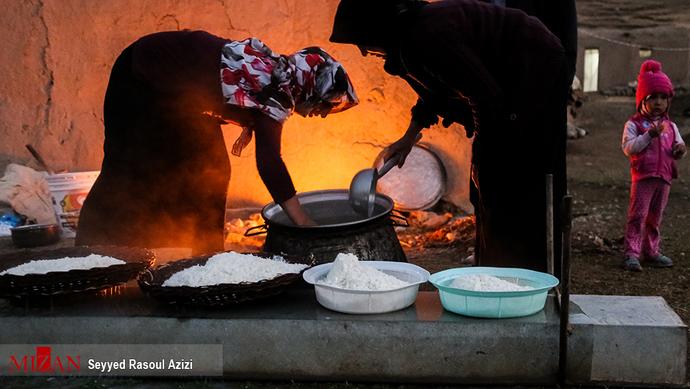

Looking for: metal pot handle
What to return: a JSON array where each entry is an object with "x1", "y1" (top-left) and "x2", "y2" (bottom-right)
[
  {"x1": 244, "y1": 224, "x2": 268, "y2": 237},
  {"x1": 390, "y1": 210, "x2": 409, "y2": 227},
  {"x1": 139, "y1": 269, "x2": 154, "y2": 284}
]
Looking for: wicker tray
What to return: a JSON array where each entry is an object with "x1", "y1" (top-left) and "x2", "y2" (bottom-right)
[
  {"x1": 138, "y1": 252, "x2": 314, "y2": 306},
  {"x1": 0, "y1": 246, "x2": 155, "y2": 297}
]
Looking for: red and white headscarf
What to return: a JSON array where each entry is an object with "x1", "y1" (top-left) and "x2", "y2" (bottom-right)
[{"x1": 220, "y1": 38, "x2": 358, "y2": 123}]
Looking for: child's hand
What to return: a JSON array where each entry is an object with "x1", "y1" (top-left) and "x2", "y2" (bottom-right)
[
  {"x1": 673, "y1": 143, "x2": 687, "y2": 159},
  {"x1": 648, "y1": 123, "x2": 662, "y2": 137}
]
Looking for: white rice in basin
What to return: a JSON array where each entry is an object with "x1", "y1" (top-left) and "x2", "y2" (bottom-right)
[
  {"x1": 318, "y1": 253, "x2": 408, "y2": 291},
  {"x1": 450, "y1": 274, "x2": 534, "y2": 292}
]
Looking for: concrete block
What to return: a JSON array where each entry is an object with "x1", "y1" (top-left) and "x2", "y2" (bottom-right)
[{"x1": 567, "y1": 295, "x2": 687, "y2": 387}]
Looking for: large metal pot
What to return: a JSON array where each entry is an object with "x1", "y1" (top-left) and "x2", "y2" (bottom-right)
[{"x1": 245, "y1": 190, "x2": 408, "y2": 264}]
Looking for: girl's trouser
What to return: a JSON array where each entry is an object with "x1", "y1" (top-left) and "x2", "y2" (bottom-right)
[{"x1": 624, "y1": 177, "x2": 671, "y2": 259}]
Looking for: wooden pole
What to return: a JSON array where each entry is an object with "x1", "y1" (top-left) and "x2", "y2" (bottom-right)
[
  {"x1": 546, "y1": 174, "x2": 561, "y2": 311},
  {"x1": 558, "y1": 195, "x2": 573, "y2": 384},
  {"x1": 546, "y1": 174, "x2": 554, "y2": 277}
]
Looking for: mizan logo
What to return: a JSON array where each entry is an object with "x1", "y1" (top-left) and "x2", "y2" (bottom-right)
[{"x1": 9, "y1": 346, "x2": 81, "y2": 373}]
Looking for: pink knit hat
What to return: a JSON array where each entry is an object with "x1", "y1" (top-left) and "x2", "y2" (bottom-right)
[{"x1": 636, "y1": 59, "x2": 674, "y2": 109}]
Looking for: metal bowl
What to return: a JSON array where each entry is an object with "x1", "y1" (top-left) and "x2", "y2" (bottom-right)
[
  {"x1": 302, "y1": 261, "x2": 430, "y2": 314},
  {"x1": 10, "y1": 224, "x2": 61, "y2": 248}
]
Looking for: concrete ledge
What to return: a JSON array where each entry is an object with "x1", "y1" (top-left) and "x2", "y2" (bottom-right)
[
  {"x1": 568, "y1": 295, "x2": 687, "y2": 387},
  {"x1": 0, "y1": 285, "x2": 686, "y2": 386}
]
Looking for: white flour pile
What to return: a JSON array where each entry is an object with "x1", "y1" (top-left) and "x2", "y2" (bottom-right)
[
  {"x1": 450, "y1": 274, "x2": 534, "y2": 292},
  {"x1": 0, "y1": 254, "x2": 125, "y2": 276},
  {"x1": 162, "y1": 252, "x2": 308, "y2": 287},
  {"x1": 318, "y1": 253, "x2": 408, "y2": 291}
]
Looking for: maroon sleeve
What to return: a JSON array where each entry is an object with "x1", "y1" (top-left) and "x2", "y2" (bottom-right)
[{"x1": 252, "y1": 113, "x2": 297, "y2": 204}]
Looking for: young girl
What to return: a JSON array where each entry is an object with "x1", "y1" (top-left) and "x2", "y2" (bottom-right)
[{"x1": 621, "y1": 60, "x2": 686, "y2": 271}]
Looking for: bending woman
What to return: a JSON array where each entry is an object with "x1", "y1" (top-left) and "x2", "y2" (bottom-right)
[{"x1": 76, "y1": 30, "x2": 358, "y2": 255}]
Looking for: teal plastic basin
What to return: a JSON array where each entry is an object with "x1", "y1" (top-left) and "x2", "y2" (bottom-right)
[{"x1": 429, "y1": 267, "x2": 559, "y2": 318}]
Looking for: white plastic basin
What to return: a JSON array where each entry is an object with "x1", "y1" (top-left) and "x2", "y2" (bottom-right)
[{"x1": 302, "y1": 261, "x2": 430, "y2": 314}]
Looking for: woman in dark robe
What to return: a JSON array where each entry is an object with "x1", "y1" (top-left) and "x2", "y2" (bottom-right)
[
  {"x1": 330, "y1": 0, "x2": 569, "y2": 274},
  {"x1": 76, "y1": 30, "x2": 358, "y2": 255}
]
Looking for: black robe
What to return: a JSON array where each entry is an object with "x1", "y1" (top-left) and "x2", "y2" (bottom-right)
[
  {"x1": 332, "y1": 0, "x2": 569, "y2": 274},
  {"x1": 393, "y1": 1, "x2": 570, "y2": 274},
  {"x1": 76, "y1": 31, "x2": 296, "y2": 255}
]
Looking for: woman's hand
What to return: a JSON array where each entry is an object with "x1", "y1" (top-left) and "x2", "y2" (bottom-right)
[
  {"x1": 382, "y1": 135, "x2": 417, "y2": 168},
  {"x1": 673, "y1": 143, "x2": 687, "y2": 159},
  {"x1": 381, "y1": 121, "x2": 424, "y2": 168},
  {"x1": 280, "y1": 195, "x2": 317, "y2": 226}
]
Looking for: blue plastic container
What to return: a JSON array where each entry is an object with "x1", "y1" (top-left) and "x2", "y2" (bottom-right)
[{"x1": 429, "y1": 267, "x2": 559, "y2": 318}]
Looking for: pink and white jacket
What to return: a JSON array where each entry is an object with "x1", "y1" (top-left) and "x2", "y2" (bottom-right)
[{"x1": 622, "y1": 113, "x2": 685, "y2": 184}]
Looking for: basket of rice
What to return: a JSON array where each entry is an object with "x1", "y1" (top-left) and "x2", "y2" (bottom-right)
[
  {"x1": 429, "y1": 267, "x2": 559, "y2": 318},
  {"x1": 302, "y1": 253, "x2": 430, "y2": 314},
  {"x1": 0, "y1": 246, "x2": 155, "y2": 296},
  {"x1": 137, "y1": 251, "x2": 314, "y2": 306}
]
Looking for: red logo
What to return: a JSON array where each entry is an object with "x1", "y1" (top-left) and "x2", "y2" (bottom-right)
[{"x1": 9, "y1": 346, "x2": 81, "y2": 373}]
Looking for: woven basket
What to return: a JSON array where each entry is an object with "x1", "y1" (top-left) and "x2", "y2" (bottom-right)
[
  {"x1": 138, "y1": 252, "x2": 314, "y2": 306},
  {"x1": 0, "y1": 246, "x2": 155, "y2": 297}
]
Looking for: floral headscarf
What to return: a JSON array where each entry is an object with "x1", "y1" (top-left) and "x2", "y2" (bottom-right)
[{"x1": 220, "y1": 38, "x2": 358, "y2": 123}]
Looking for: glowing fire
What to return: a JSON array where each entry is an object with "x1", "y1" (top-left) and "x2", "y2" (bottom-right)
[
  {"x1": 225, "y1": 213, "x2": 265, "y2": 252},
  {"x1": 223, "y1": 210, "x2": 475, "y2": 253}
]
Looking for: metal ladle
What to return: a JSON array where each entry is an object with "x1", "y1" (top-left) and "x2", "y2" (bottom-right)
[{"x1": 348, "y1": 157, "x2": 399, "y2": 217}]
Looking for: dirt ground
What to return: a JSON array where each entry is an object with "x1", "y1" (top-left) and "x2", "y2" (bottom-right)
[{"x1": 576, "y1": 0, "x2": 690, "y2": 29}]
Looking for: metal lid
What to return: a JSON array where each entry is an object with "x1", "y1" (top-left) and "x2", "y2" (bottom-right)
[{"x1": 375, "y1": 144, "x2": 446, "y2": 211}]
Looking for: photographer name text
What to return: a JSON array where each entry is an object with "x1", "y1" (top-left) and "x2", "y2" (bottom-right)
[{"x1": 88, "y1": 358, "x2": 193, "y2": 372}]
